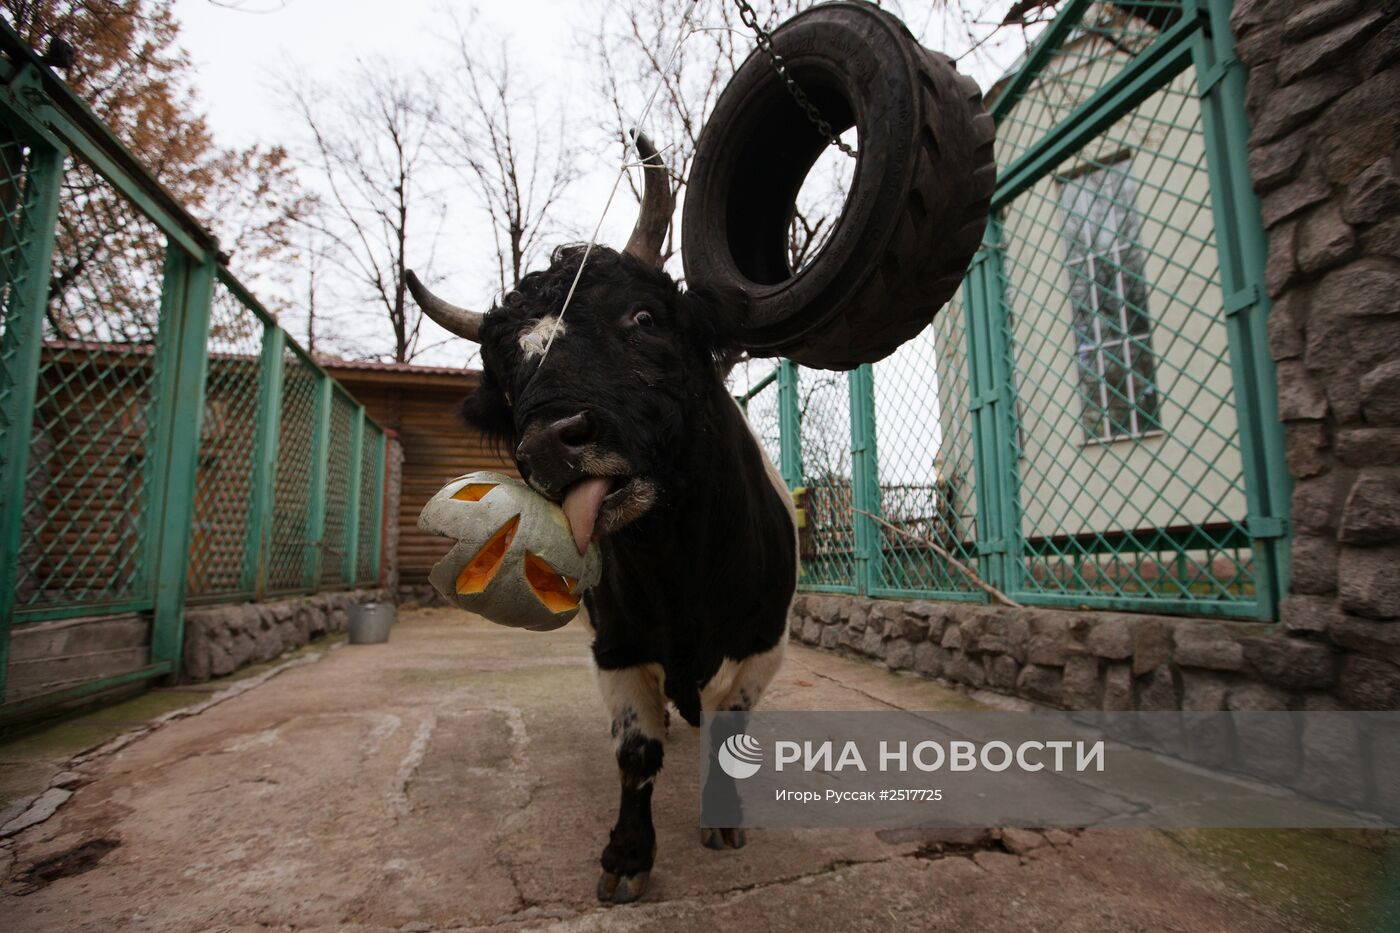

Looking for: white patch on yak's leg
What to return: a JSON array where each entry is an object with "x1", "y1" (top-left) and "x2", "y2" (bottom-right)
[
  {"x1": 699, "y1": 658, "x2": 740, "y2": 713},
  {"x1": 597, "y1": 663, "x2": 666, "y2": 781},
  {"x1": 519, "y1": 315, "x2": 566, "y2": 359},
  {"x1": 703, "y1": 635, "x2": 787, "y2": 713}
]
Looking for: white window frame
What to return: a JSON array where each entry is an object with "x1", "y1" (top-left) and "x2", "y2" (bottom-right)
[{"x1": 1058, "y1": 160, "x2": 1159, "y2": 444}]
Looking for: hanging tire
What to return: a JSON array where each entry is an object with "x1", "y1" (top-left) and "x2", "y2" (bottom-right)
[{"x1": 682, "y1": 1, "x2": 995, "y2": 370}]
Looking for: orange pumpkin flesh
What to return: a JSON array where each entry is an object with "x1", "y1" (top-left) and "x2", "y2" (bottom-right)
[
  {"x1": 452, "y1": 482, "x2": 498, "y2": 502},
  {"x1": 523, "y1": 551, "x2": 580, "y2": 613},
  {"x1": 455, "y1": 515, "x2": 519, "y2": 594}
]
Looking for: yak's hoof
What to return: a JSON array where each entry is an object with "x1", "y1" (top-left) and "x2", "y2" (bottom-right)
[
  {"x1": 597, "y1": 868, "x2": 650, "y2": 904},
  {"x1": 700, "y1": 827, "x2": 746, "y2": 850}
]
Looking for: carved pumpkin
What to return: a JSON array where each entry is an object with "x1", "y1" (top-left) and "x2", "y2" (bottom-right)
[{"x1": 418, "y1": 471, "x2": 602, "y2": 631}]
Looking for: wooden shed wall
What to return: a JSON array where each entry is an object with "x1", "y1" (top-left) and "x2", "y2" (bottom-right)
[{"x1": 325, "y1": 367, "x2": 515, "y2": 590}]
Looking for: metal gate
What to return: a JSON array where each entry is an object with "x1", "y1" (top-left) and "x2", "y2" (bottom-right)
[
  {"x1": 743, "y1": 0, "x2": 1288, "y2": 620},
  {"x1": 0, "y1": 25, "x2": 387, "y2": 712}
]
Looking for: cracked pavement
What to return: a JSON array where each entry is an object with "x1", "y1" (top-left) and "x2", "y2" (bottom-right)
[{"x1": 0, "y1": 608, "x2": 1392, "y2": 931}]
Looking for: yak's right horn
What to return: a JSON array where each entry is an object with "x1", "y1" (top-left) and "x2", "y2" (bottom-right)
[
  {"x1": 406, "y1": 270, "x2": 483, "y2": 343},
  {"x1": 622, "y1": 131, "x2": 674, "y2": 270}
]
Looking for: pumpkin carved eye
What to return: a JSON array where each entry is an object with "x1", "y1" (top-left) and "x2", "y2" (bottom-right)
[
  {"x1": 523, "y1": 551, "x2": 580, "y2": 613},
  {"x1": 455, "y1": 515, "x2": 519, "y2": 594},
  {"x1": 452, "y1": 482, "x2": 498, "y2": 502}
]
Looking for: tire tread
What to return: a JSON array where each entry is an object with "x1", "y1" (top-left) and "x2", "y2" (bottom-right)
[{"x1": 792, "y1": 43, "x2": 996, "y2": 367}]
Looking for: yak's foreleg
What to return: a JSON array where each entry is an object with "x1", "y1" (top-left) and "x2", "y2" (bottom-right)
[{"x1": 595, "y1": 662, "x2": 666, "y2": 904}]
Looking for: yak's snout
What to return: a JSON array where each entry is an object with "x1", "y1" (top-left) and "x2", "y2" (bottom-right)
[{"x1": 515, "y1": 412, "x2": 596, "y2": 493}]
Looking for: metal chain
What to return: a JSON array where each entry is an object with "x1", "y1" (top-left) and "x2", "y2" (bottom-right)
[{"x1": 733, "y1": 0, "x2": 857, "y2": 158}]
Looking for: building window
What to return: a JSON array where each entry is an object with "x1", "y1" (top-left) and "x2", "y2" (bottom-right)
[{"x1": 1057, "y1": 160, "x2": 1159, "y2": 442}]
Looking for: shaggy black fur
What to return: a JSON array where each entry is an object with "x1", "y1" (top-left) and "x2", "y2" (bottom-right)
[{"x1": 458, "y1": 244, "x2": 796, "y2": 897}]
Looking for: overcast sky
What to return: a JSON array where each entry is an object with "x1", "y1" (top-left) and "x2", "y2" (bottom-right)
[
  {"x1": 162, "y1": 0, "x2": 1037, "y2": 485},
  {"x1": 171, "y1": 0, "x2": 616, "y2": 363},
  {"x1": 175, "y1": 1, "x2": 588, "y2": 140},
  {"x1": 168, "y1": 0, "x2": 1030, "y2": 373}
]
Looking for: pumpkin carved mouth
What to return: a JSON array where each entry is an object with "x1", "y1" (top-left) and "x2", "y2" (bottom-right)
[
  {"x1": 455, "y1": 515, "x2": 519, "y2": 594},
  {"x1": 523, "y1": 551, "x2": 581, "y2": 613}
]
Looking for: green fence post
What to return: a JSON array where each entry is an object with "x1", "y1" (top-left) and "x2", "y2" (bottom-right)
[
  {"x1": 242, "y1": 324, "x2": 284, "y2": 600},
  {"x1": 304, "y1": 373, "x2": 333, "y2": 592},
  {"x1": 849, "y1": 364, "x2": 882, "y2": 596},
  {"x1": 1191, "y1": 0, "x2": 1291, "y2": 619},
  {"x1": 984, "y1": 217, "x2": 1026, "y2": 600},
  {"x1": 343, "y1": 406, "x2": 365, "y2": 585},
  {"x1": 777, "y1": 359, "x2": 803, "y2": 490},
  {"x1": 962, "y1": 216, "x2": 1024, "y2": 600},
  {"x1": 0, "y1": 140, "x2": 64, "y2": 704},
  {"x1": 147, "y1": 246, "x2": 215, "y2": 674}
]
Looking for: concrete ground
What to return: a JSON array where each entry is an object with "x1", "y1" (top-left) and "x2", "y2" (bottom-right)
[{"x1": 0, "y1": 608, "x2": 1396, "y2": 932}]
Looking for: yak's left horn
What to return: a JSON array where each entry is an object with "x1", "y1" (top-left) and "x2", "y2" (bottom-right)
[
  {"x1": 623, "y1": 131, "x2": 674, "y2": 270},
  {"x1": 406, "y1": 270, "x2": 483, "y2": 343}
]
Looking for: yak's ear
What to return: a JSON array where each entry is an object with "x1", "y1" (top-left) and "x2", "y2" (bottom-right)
[
  {"x1": 678, "y1": 283, "x2": 747, "y2": 362},
  {"x1": 460, "y1": 377, "x2": 515, "y2": 449}
]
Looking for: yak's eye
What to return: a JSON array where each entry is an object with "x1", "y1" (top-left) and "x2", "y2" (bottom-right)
[{"x1": 628, "y1": 308, "x2": 655, "y2": 329}]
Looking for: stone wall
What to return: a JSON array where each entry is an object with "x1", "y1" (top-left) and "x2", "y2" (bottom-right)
[
  {"x1": 181, "y1": 588, "x2": 390, "y2": 683},
  {"x1": 398, "y1": 583, "x2": 451, "y2": 608},
  {"x1": 1230, "y1": 0, "x2": 1400, "y2": 705},
  {"x1": 785, "y1": 595, "x2": 1387, "y2": 710}
]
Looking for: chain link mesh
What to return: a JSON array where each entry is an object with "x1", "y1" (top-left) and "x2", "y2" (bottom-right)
[
  {"x1": 796, "y1": 365, "x2": 856, "y2": 590},
  {"x1": 995, "y1": 2, "x2": 1185, "y2": 168},
  {"x1": 320, "y1": 389, "x2": 356, "y2": 588},
  {"x1": 266, "y1": 354, "x2": 318, "y2": 593},
  {"x1": 186, "y1": 282, "x2": 263, "y2": 600},
  {"x1": 870, "y1": 294, "x2": 982, "y2": 598},
  {"x1": 1, "y1": 51, "x2": 394, "y2": 717},
  {"x1": 767, "y1": 0, "x2": 1266, "y2": 616},
  {"x1": 999, "y1": 60, "x2": 1253, "y2": 606},
  {"x1": 736, "y1": 366, "x2": 782, "y2": 470},
  {"x1": 14, "y1": 155, "x2": 166, "y2": 610}
]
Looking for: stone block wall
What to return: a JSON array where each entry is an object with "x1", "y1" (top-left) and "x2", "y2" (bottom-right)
[
  {"x1": 181, "y1": 588, "x2": 390, "y2": 683},
  {"x1": 1231, "y1": 0, "x2": 1400, "y2": 706},
  {"x1": 398, "y1": 583, "x2": 451, "y2": 608},
  {"x1": 785, "y1": 595, "x2": 1392, "y2": 710}
]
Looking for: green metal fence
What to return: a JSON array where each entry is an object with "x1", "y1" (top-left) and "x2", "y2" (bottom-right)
[
  {"x1": 0, "y1": 26, "x2": 388, "y2": 709},
  {"x1": 749, "y1": 0, "x2": 1288, "y2": 621}
]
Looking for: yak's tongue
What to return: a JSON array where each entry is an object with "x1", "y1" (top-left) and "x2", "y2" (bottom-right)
[{"x1": 561, "y1": 477, "x2": 610, "y2": 555}]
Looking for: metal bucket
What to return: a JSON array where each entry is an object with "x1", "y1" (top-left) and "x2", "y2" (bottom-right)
[{"x1": 347, "y1": 602, "x2": 394, "y2": 644}]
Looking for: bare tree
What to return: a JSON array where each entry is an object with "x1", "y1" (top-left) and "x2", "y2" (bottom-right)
[
  {"x1": 5, "y1": 0, "x2": 312, "y2": 341},
  {"x1": 294, "y1": 223, "x2": 328, "y2": 355},
  {"x1": 288, "y1": 60, "x2": 444, "y2": 363},
  {"x1": 592, "y1": 0, "x2": 751, "y2": 271},
  {"x1": 438, "y1": 29, "x2": 579, "y2": 298},
  {"x1": 591, "y1": 0, "x2": 874, "y2": 407},
  {"x1": 594, "y1": 1, "x2": 922, "y2": 274},
  {"x1": 201, "y1": 144, "x2": 319, "y2": 317}
]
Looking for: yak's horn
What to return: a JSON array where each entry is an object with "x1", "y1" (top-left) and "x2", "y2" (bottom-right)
[
  {"x1": 623, "y1": 131, "x2": 674, "y2": 269},
  {"x1": 406, "y1": 270, "x2": 483, "y2": 343}
]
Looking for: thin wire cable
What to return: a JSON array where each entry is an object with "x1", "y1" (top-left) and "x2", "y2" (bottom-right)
[{"x1": 531, "y1": 0, "x2": 704, "y2": 373}]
